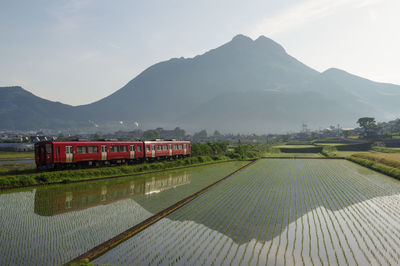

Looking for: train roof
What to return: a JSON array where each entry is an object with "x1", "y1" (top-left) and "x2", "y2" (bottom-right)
[
  {"x1": 36, "y1": 140, "x2": 143, "y2": 145},
  {"x1": 36, "y1": 140, "x2": 190, "y2": 145},
  {"x1": 143, "y1": 140, "x2": 190, "y2": 143}
]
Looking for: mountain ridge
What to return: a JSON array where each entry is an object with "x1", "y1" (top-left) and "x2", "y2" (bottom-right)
[{"x1": 2, "y1": 34, "x2": 400, "y2": 133}]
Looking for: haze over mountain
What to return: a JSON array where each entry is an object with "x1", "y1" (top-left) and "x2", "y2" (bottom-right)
[
  {"x1": 0, "y1": 86, "x2": 87, "y2": 130},
  {"x1": 2, "y1": 34, "x2": 400, "y2": 133}
]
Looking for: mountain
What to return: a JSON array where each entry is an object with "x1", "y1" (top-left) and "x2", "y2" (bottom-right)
[
  {"x1": 2, "y1": 35, "x2": 400, "y2": 132},
  {"x1": 0, "y1": 86, "x2": 86, "y2": 130},
  {"x1": 76, "y1": 34, "x2": 320, "y2": 129}
]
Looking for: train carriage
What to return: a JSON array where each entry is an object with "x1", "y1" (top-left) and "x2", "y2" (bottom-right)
[
  {"x1": 144, "y1": 140, "x2": 191, "y2": 160},
  {"x1": 35, "y1": 140, "x2": 144, "y2": 169},
  {"x1": 35, "y1": 139, "x2": 190, "y2": 169}
]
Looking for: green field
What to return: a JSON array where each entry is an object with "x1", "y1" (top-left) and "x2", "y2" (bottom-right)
[
  {"x1": 0, "y1": 161, "x2": 247, "y2": 265},
  {"x1": 314, "y1": 143, "x2": 348, "y2": 146},
  {"x1": 326, "y1": 150, "x2": 361, "y2": 158},
  {"x1": 275, "y1": 145, "x2": 317, "y2": 148},
  {"x1": 263, "y1": 153, "x2": 323, "y2": 158},
  {"x1": 95, "y1": 159, "x2": 400, "y2": 265}
]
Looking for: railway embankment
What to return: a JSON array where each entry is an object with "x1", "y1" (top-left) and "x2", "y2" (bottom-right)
[{"x1": 0, "y1": 156, "x2": 248, "y2": 190}]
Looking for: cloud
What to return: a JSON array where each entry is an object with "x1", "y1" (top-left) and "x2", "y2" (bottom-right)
[
  {"x1": 250, "y1": 0, "x2": 382, "y2": 38},
  {"x1": 368, "y1": 10, "x2": 377, "y2": 22}
]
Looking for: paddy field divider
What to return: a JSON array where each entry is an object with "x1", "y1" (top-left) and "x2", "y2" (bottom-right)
[
  {"x1": 67, "y1": 158, "x2": 260, "y2": 265},
  {"x1": 261, "y1": 156, "x2": 345, "y2": 160}
]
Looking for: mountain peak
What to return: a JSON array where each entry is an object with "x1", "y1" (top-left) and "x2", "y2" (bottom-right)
[
  {"x1": 227, "y1": 34, "x2": 286, "y2": 55},
  {"x1": 254, "y1": 35, "x2": 286, "y2": 54},
  {"x1": 231, "y1": 34, "x2": 253, "y2": 43},
  {"x1": 323, "y1": 68, "x2": 345, "y2": 74}
]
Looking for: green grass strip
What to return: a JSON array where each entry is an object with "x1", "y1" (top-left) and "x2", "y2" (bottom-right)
[{"x1": 0, "y1": 156, "x2": 243, "y2": 189}]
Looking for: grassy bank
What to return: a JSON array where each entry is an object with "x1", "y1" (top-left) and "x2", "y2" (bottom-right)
[
  {"x1": 348, "y1": 155, "x2": 400, "y2": 180},
  {"x1": 263, "y1": 153, "x2": 323, "y2": 158},
  {"x1": 0, "y1": 156, "x2": 235, "y2": 189},
  {"x1": 372, "y1": 146, "x2": 400, "y2": 153},
  {"x1": 351, "y1": 153, "x2": 400, "y2": 168},
  {"x1": 0, "y1": 163, "x2": 36, "y2": 175}
]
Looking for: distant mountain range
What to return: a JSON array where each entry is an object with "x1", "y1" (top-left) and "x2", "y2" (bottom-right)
[{"x1": 2, "y1": 34, "x2": 400, "y2": 133}]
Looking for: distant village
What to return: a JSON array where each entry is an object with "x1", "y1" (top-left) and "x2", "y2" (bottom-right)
[
  {"x1": 0, "y1": 125, "x2": 358, "y2": 152},
  {"x1": 2, "y1": 117, "x2": 400, "y2": 152}
]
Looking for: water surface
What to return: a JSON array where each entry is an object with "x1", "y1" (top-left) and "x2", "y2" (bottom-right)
[{"x1": 0, "y1": 161, "x2": 246, "y2": 265}]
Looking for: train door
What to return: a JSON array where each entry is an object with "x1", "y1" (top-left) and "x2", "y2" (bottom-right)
[
  {"x1": 151, "y1": 144, "x2": 155, "y2": 158},
  {"x1": 130, "y1": 145, "x2": 135, "y2": 159},
  {"x1": 184, "y1": 144, "x2": 187, "y2": 155},
  {"x1": 54, "y1": 146, "x2": 60, "y2": 163},
  {"x1": 169, "y1": 144, "x2": 172, "y2": 156},
  {"x1": 101, "y1": 145, "x2": 107, "y2": 160},
  {"x1": 66, "y1": 146, "x2": 73, "y2": 163}
]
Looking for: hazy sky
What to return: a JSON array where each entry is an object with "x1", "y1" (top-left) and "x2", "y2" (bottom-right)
[{"x1": 1, "y1": 0, "x2": 400, "y2": 106}]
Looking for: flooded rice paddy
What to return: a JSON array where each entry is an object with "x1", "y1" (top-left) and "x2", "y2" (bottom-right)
[
  {"x1": 0, "y1": 161, "x2": 247, "y2": 265},
  {"x1": 94, "y1": 159, "x2": 400, "y2": 266}
]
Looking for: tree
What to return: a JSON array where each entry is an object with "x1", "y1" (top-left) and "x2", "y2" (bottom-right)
[
  {"x1": 57, "y1": 133, "x2": 67, "y2": 141},
  {"x1": 92, "y1": 133, "x2": 103, "y2": 140},
  {"x1": 234, "y1": 139, "x2": 247, "y2": 160},
  {"x1": 357, "y1": 117, "x2": 378, "y2": 140},
  {"x1": 143, "y1": 130, "x2": 160, "y2": 140},
  {"x1": 342, "y1": 130, "x2": 351, "y2": 139}
]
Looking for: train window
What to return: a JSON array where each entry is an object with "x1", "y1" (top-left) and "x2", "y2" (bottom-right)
[
  {"x1": 169, "y1": 144, "x2": 172, "y2": 150},
  {"x1": 77, "y1": 146, "x2": 87, "y2": 154},
  {"x1": 120, "y1": 145, "x2": 128, "y2": 152},
  {"x1": 184, "y1": 144, "x2": 187, "y2": 149},
  {"x1": 152, "y1": 145, "x2": 155, "y2": 151},
  {"x1": 110, "y1": 146, "x2": 118, "y2": 152},
  {"x1": 174, "y1": 144, "x2": 178, "y2": 149},
  {"x1": 157, "y1": 145, "x2": 162, "y2": 151},
  {"x1": 88, "y1": 146, "x2": 98, "y2": 153},
  {"x1": 101, "y1": 146, "x2": 107, "y2": 152},
  {"x1": 66, "y1": 146, "x2": 73, "y2": 154},
  {"x1": 179, "y1": 144, "x2": 183, "y2": 149},
  {"x1": 130, "y1": 145, "x2": 135, "y2": 152},
  {"x1": 163, "y1": 145, "x2": 168, "y2": 150},
  {"x1": 137, "y1": 146, "x2": 141, "y2": 152},
  {"x1": 46, "y1": 144, "x2": 52, "y2": 154},
  {"x1": 146, "y1": 145, "x2": 150, "y2": 152}
]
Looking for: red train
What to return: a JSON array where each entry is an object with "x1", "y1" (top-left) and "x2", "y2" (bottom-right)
[{"x1": 34, "y1": 139, "x2": 191, "y2": 169}]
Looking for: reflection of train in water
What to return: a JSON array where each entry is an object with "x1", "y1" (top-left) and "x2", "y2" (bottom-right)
[
  {"x1": 34, "y1": 171, "x2": 190, "y2": 216},
  {"x1": 35, "y1": 139, "x2": 191, "y2": 169}
]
